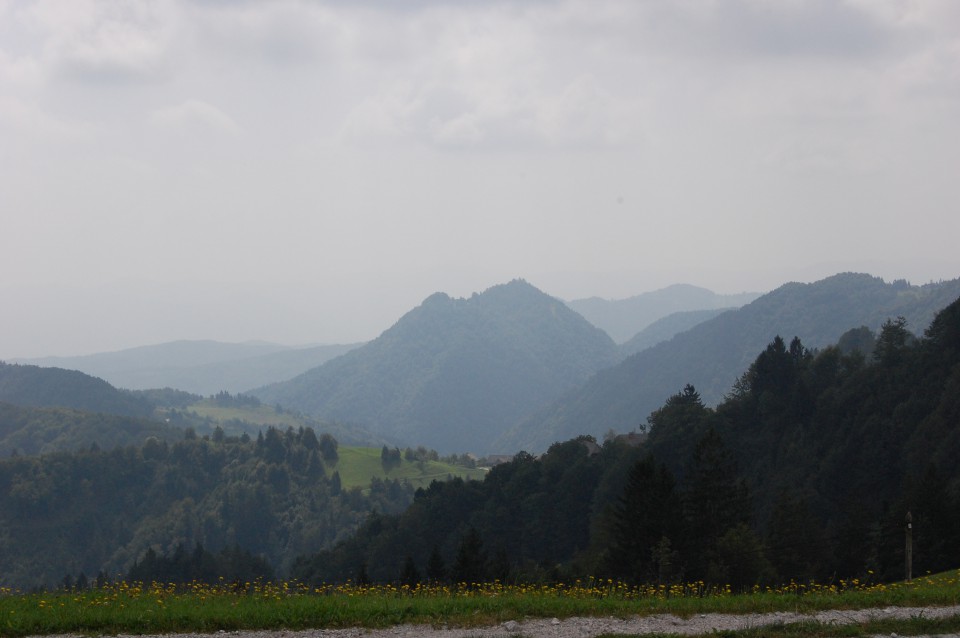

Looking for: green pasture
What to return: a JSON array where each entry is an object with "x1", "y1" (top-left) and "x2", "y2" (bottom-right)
[
  {"x1": 185, "y1": 402, "x2": 305, "y2": 431},
  {"x1": 1, "y1": 570, "x2": 958, "y2": 638},
  {"x1": 182, "y1": 401, "x2": 486, "y2": 490},
  {"x1": 330, "y1": 446, "x2": 486, "y2": 489}
]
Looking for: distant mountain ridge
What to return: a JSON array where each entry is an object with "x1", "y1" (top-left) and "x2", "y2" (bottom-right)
[
  {"x1": 252, "y1": 280, "x2": 621, "y2": 454},
  {"x1": 620, "y1": 308, "x2": 732, "y2": 356},
  {"x1": 498, "y1": 273, "x2": 960, "y2": 453},
  {"x1": 14, "y1": 340, "x2": 361, "y2": 395},
  {"x1": 0, "y1": 362, "x2": 153, "y2": 418},
  {"x1": 567, "y1": 284, "x2": 762, "y2": 343}
]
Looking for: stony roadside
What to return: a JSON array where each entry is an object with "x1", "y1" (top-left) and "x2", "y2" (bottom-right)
[{"x1": 65, "y1": 604, "x2": 960, "y2": 638}]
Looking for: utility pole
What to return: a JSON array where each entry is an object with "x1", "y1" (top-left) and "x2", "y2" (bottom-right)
[{"x1": 905, "y1": 511, "x2": 913, "y2": 583}]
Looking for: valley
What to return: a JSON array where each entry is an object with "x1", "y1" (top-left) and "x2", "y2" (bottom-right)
[{"x1": 1, "y1": 273, "x2": 958, "y2": 594}]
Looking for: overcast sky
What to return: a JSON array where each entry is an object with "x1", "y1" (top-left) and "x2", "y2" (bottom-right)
[{"x1": 2, "y1": 0, "x2": 959, "y2": 358}]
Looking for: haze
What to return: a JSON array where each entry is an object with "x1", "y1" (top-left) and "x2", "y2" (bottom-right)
[{"x1": 2, "y1": 1, "x2": 958, "y2": 358}]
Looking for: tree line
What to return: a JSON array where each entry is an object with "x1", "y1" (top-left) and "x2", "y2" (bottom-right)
[
  {"x1": 5, "y1": 297, "x2": 959, "y2": 590},
  {"x1": 292, "y1": 298, "x2": 960, "y2": 588},
  {"x1": 0, "y1": 426, "x2": 413, "y2": 589}
]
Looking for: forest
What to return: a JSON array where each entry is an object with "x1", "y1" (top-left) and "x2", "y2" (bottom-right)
[
  {"x1": 292, "y1": 297, "x2": 960, "y2": 588},
  {"x1": 2, "y1": 295, "x2": 958, "y2": 591},
  {"x1": 0, "y1": 425, "x2": 413, "y2": 588}
]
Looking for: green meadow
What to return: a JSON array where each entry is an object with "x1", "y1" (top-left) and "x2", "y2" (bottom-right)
[
  {"x1": 1, "y1": 571, "x2": 958, "y2": 637},
  {"x1": 329, "y1": 446, "x2": 486, "y2": 490},
  {"x1": 184, "y1": 399, "x2": 486, "y2": 490},
  {"x1": 185, "y1": 401, "x2": 307, "y2": 431}
]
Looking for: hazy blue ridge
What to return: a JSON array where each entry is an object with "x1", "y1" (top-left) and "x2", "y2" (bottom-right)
[
  {"x1": 566, "y1": 284, "x2": 761, "y2": 343},
  {"x1": 619, "y1": 307, "x2": 733, "y2": 357},
  {"x1": 251, "y1": 279, "x2": 621, "y2": 454},
  {"x1": 14, "y1": 340, "x2": 362, "y2": 395},
  {"x1": 498, "y1": 273, "x2": 960, "y2": 453}
]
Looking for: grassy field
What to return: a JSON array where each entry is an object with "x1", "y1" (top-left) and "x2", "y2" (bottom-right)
[
  {"x1": 186, "y1": 402, "x2": 306, "y2": 431},
  {"x1": 1, "y1": 571, "x2": 958, "y2": 637},
  {"x1": 330, "y1": 446, "x2": 486, "y2": 489},
  {"x1": 183, "y1": 401, "x2": 486, "y2": 489}
]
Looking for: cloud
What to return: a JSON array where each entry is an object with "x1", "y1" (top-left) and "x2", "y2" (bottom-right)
[
  {"x1": 708, "y1": 0, "x2": 893, "y2": 58},
  {"x1": 150, "y1": 99, "x2": 240, "y2": 135},
  {"x1": 338, "y1": 85, "x2": 422, "y2": 145},
  {"x1": 17, "y1": 0, "x2": 178, "y2": 85},
  {"x1": 891, "y1": 38, "x2": 960, "y2": 101},
  {"x1": 762, "y1": 135, "x2": 882, "y2": 175},
  {"x1": 595, "y1": 0, "x2": 897, "y2": 60},
  {"x1": 0, "y1": 48, "x2": 42, "y2": 86},
  {"x1": 54, "y1": 18, "x2": 170, "y2": 84},
  {"x1": 417, "y1": 75, "x2": 644, "y2": 150},
  {"x1": 190, "y1": 1, "x2": 344, "y2": 67},
  {"x1": 532, "y1": 75, "x2": 644, "y2": 148},
  {"x1": 0, "y1": 96, "x2": 92, "y2": 142},
  {"x1": 336, "y1": 4, "x2": 646, "y2": 150}
]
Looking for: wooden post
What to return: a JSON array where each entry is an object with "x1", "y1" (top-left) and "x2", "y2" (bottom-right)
[{"x1": 905, "y1": 511, "x2": 913, "y2": 583}]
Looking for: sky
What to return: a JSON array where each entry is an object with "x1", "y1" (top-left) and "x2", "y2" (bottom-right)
[{"x1": 2, "y1": 0, "x2": 959, "y2": 358}]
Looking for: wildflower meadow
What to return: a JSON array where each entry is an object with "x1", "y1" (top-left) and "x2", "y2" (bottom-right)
[{"x1": 2, "y1": 570, "x2": 959, "y2": 637}]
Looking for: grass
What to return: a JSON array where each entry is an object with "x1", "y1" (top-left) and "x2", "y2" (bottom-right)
[
  {"x1": 1, "y1": 571, "x2": 959, "y2": 637},
  {"x1": 185, "y1": 402, "x2": 306, "y2": 431},
  {"x1": 330, "y1": 447, "x2": 486, "y2": 490},
  {"x1": 181, "y1": 401, "x2": 487, "y2": 489}
]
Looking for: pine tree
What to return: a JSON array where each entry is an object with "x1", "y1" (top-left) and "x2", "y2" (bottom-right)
[
  {"x1": 681, "y1": 427, "x2": 752, "y2": 581},
  {"x1": 453, "y1": 528, "x2": 486, "y2": 586},
  {"x1": 606, "y1": 455, "x2": 682, "y2": 583},
  {"x1": 426, "y1": 544, "x2": 447, "y2": 583},
  {"x1": 399, "y1": 555, "x2": 420, "y2": 587}
]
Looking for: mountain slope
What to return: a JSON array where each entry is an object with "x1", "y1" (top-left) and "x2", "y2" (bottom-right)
[
  {"x1": 252, "y1": 280, "x2": 620, "y2": 453},
  {"x1": 0, "y1": 401, "x2": 178, "y2": 456},
  {"x1": 15, "y1": 341, "x2": 361, "y2": 395},
  {"x1": 620, "y1": 308, "x2": 732, "y2": 356},
  {"x1": 0, "y1": 362, "x2": 152, "y2": 418},
  {"x1": 293, "y1": 296, "x2": 960, "y2": 587},
  {"x1": 567, "y1": 284, "x2": 761, "y2": 343},
  {"x1": 500, "y1": 273, "x2": 960, "y2": 453}
]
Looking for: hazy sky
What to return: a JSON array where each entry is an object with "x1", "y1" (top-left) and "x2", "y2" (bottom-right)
[{"x1": 2, "y1": 0, "x2": 959, "y2": 358}]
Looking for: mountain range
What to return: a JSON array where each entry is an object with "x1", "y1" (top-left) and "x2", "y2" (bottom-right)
[
  {"x1": 566, "y1": 284, "x2": 761, "y2": 343},
  {"x1": 13, "y1": 341, "x2": 360, "y2": 395},
  {"x1": 3, "y1": 275, "x2": 958, "y2": 589},
  {"x1": 4, "y1": 273, "x2": 959, "y2": 458},
  {"x1": 498, "y1": 273, "x2": 960, "y2": 453},
  {"x1": 252, "y1": 280, "x2": 621, "y2": 454},
  {"x1": 619, "y1": 307, "x2": 731, "y2": 357}
]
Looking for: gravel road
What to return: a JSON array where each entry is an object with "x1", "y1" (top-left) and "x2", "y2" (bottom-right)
[{"x1": 74, "y1": 604, "x2": 960, "y2": 638}]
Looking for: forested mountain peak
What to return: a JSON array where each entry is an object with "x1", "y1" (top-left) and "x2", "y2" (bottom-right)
[
  {"x1": 294, "y1": 296, "x2": 960, "y2": 588},
  {"x1": 386, "y1": 280, "x2": 562, "y2": 328},
  {"x1": 420, "y1": 291, "x2": 452, "y2": 306},
  {"x1": 251, "y1": 281, "x2": 620, "y2": 454},
  {"x1": 500, "y1": 273, "x2": 960, "y2": 453},
  {"x1": 474, "y1": 278, "x2": 545, "y2": 303}
]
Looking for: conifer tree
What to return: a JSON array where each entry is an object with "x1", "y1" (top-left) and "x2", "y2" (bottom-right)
[
  {"x1": 681, "y1": 427, "x2": 752, "y2": 580},
  {"x1": 426, "y1": 544, "x2": 447, "y2": 583},
  {"x1": 399, "y1": 554, "x2": 420, "y2": 587},
  {"x1": 606, "y1": 455, "x2": 682, "y2": 582},
  {"x1": 453, "y1": 527, "x2": 486, "y2": 586}
]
